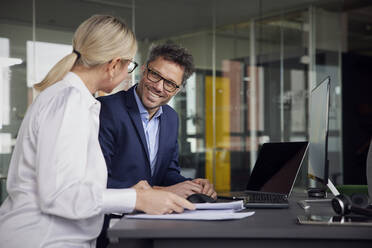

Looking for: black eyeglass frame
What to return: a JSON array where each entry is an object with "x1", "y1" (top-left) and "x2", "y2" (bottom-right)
[
  {"x1": 145, "y1": 65, "x2": 181, "y2": 93},
  {"x1": 127, "y1": 60, "x2": 138, "y2": 73}
]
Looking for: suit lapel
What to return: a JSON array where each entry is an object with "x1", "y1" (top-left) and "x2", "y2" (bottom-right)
[{"x1": 125, "y1": 86, "x2": 150, "y2": 162}]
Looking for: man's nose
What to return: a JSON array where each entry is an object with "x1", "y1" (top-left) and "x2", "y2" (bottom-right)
[{"x1": 153, "y1": 79, "x2": 165, "y2": 92}]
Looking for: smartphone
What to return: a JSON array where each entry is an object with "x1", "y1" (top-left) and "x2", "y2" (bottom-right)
[{"x1": 297, "y1": 215, "x2": 372, "y2": 226}]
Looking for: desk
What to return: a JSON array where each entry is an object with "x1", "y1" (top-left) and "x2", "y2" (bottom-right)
[{"x1": 107, "y1": 193, "x2": 372, "y2": 248}]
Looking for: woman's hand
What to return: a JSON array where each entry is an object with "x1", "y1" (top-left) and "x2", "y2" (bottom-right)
[{"x1": 135, "y1": 188, "x2": 195, "y2": 215}]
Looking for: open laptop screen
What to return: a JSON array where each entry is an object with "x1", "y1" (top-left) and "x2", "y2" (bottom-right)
[{"x1": 246, "y1": 141, "x2": 308, "y2": 195}]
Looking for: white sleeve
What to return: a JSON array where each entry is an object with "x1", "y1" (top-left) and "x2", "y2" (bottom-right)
[
  {"x1": 102, "y1": 188, "x2": 136, "y2": 214},
  {"x1": 34, "y1": 88, "x2": 136, "y2": 219}
]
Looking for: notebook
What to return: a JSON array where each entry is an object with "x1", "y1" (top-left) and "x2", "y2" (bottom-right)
[{"x1": 218, "y1": 141, "x2": 309, "y2": 208}]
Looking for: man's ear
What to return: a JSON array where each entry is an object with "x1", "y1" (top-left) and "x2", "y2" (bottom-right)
[{"x1": 174, "y1": 86, "x2": 183, "y2": 95}]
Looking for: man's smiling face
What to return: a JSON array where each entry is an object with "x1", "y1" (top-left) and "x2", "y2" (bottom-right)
[{"x1": 136, "y1": 56, "x2": 184, "y2": 117}]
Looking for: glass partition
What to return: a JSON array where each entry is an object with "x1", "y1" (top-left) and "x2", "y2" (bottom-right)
[
  {"x1": 0, "y1": 0, "x2": 359, "y2": 203},
  {"x1": 0, "y1": 0, "x2": 33, "y2": 201}
]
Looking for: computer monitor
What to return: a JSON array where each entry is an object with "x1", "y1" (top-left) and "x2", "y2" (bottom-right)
[
  {"x1": 307, "y1": 76, "x2": 340, "y2": 197},
  {"x1": 308, "y1": 76, "x2": 330, "y2": 187}
]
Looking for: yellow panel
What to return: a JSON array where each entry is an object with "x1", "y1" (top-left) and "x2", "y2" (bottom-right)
[{"x1": 205, "y1": 76, "x2": 231, "y2": 191}]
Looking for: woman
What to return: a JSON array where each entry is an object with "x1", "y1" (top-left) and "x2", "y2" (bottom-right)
[{"x1": 0, "y1": 15, "x2": 194, "y2": 248}]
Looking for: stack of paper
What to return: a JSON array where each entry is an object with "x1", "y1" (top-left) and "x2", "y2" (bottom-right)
[
  {"x1": 125, "y1": 200, "x2": 255, "y2": 220},
  {"x1": 194, "y1": 200, "x2": 244, "y2": 210}
]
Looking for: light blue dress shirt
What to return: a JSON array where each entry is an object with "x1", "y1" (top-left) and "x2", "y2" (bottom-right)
[{"x1": 133, "y1": 87, "x2": 163, "y2": 176}]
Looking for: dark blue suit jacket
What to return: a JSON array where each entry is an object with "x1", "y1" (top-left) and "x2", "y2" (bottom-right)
[{"x1": 97, "y1": 85, "x2": 187, "y2": 189}]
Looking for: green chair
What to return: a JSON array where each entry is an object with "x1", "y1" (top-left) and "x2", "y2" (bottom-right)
[
  {"x1": 335, "y1": 184, "x2": 369, "y2": 207},
  {"x1": 336, "y1": 184, "x2": 369, "y2": 196}
]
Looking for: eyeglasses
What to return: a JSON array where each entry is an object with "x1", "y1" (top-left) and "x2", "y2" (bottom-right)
[
  {"x1": 127, "y1": 60, "x2": 138, "y2": 73},
  {"x1": 146, "y1": 65, "x2": 180, "y2": 93}
]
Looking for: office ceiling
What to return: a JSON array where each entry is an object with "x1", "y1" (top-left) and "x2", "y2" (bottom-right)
[
  {"x1": 1, "y1": 0, "x2": 372, "y2": 55},
  {"x1": 0, "y1": 0, "x2": 364, "y2": 41}
]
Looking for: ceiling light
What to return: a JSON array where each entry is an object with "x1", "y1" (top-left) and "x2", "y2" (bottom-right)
[{"x1": 83, "y1": 0, "x2": 134, "y2": 9}]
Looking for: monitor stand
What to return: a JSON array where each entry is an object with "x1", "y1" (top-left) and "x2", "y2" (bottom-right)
[
  {"x1": 326, "y1": 179, "x2": 340, "y2": 196},
  {"x1": 298, "y1": 179, "x2": 340, "y2": 209}
]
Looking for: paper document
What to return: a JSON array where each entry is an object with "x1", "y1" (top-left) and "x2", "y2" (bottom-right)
[
  {"x1": 194, "y1": 200, "x2": 244, "y2": 210},
  {"x1": 125, "y1": 209, "x2": 255, "y2": 220}
]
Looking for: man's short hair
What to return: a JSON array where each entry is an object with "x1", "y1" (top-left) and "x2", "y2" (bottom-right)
[{"x1": 146, "y1": 43, "x2": 195, "y2": 85}]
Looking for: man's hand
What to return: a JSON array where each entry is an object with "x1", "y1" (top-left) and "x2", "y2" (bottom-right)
[
  {"x1": 135, "y1": 188, "x2": 195, "y2": 215},
  {"x1": 153, "y1": 180, "x2": 203, "y2": 198},
  {"x1": 131, "y1": 180, "x2": 152, "y2": 190},
  {"x1": 192, "y1": 178, "x2": 217, "y2": 199}
]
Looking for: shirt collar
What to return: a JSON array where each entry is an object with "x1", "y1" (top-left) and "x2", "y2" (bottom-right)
[
  {"x1": 133, "y1": 85, "x2": 163, "y2": 120},
  {"x1": 64, "y1": 72, "x2": 99, "y2": 108}
]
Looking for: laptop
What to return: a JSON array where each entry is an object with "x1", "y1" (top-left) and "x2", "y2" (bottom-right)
[{"x1": 218, "y1": 141, "x2": 309, "y2": 208}]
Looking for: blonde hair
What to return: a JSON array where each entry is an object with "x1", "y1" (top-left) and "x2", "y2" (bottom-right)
[{"x1": 34, "y1": 15, "x2": 137, "y2": 91}]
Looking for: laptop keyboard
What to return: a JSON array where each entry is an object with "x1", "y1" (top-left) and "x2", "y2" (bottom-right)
[{"x1": 244, "y1": 192, "x2": 288, "y2": 203}]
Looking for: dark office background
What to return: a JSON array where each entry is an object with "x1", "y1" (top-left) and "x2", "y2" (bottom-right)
[{"x1": 342, "y1": 53, "x2": 372, "y2": 184}]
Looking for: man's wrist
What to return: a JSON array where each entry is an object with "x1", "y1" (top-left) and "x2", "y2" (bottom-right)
[{"x1": 153, "y1": 185, "x2": 165, "y2": 190}]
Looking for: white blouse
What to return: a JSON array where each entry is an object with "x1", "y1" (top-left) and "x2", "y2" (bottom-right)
[{"x1": 0, "y1": 72, "x2": 136, "y2": 248}]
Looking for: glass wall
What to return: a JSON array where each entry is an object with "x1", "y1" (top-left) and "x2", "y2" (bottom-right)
[
  {"x1": 152, "y1": 2, "x2": 344, "y2": 192},
  {"x1": 2, "y1": 0, "x2": 370, "y2": 202}
]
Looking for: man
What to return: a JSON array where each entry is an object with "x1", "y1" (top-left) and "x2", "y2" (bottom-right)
[
  {"x1": 98, "y1": 42, "x2": 216, "y2": 197},
  {"x1": 96, "y1": 43, "x2": 216, "y2": 247}
]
